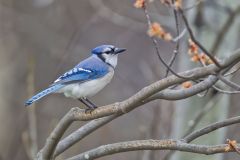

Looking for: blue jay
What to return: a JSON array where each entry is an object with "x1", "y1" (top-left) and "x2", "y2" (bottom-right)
[{"x1": 25, "y1": 45, "x2": 126, "y2": 109}]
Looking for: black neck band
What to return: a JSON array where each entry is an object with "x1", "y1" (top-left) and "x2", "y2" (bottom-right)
[{"x1": 97, "y1": 55, "x2": 114, "y2": 68}]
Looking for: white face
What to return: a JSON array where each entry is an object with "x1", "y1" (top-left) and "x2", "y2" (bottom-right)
[{"x1": 102, "y1": 53, "x2": 118, "y2": 68}]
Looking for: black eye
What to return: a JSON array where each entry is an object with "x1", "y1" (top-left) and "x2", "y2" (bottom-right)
[
  {"x1": 105, "y1": 48, "x2": 114, "y2": 54},
  {"x1": 105, "y1": 51, "x2": 111, "y2": 54}
]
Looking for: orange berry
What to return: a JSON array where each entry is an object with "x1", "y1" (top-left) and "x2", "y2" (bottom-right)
[
  {"x1": 147, "y1": 22, "x2": 172, "y2": 41},
  {"x1": 174, "y1": 0, "x2": 182, "y2": 9},
  {"x1": 188, "y1": 39, "x2": 199, "y2": 55},
  {"x1": 182, "y1": 81, "x2": 192, "y2": 88},
  {"x1": 191, "y1": 54, "x2": 200, "y2": 62},
  {"x1": 134, "y1": 0, "x2": 145, "y2": 8}
]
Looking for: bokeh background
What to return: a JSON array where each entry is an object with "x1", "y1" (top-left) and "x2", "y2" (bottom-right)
[{"x1": 0, "y1": 0, "x2": 240, "y2": 160}]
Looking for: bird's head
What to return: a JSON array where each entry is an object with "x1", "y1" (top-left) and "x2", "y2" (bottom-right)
[{"x1": 92, "y1": 45, "x2": 126, "y2": 68}]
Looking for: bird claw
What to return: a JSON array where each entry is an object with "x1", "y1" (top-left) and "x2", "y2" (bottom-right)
[
  {"x1": 84, "y1": 107, "x2": 96, "y2": 114},
  {"x1": 79, "y1": 98, "x2": 98, "y2": 113}
]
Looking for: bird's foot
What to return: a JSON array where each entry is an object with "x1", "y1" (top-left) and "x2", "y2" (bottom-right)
[
  {"x1": 84, "y1": 108, "x2": 95, "y2": 114},
  {"x1": 85, "y1": 98, "x2": 98, "y2": 109},
  {"x1": 79, "y1": 98, "x2": 98, "y2": 113},
  {"x1": 84, "y1": 104, "x2": 98, "y2": 114}
]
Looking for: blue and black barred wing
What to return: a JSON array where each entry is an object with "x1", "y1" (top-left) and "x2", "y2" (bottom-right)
[{"x1": 52, "y1": 67, "x2": 108, "y2": 85}]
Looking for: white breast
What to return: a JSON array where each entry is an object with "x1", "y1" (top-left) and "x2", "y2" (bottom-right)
[{"x1": 57, "y1": 69, "x2": 114, "y2": 99}]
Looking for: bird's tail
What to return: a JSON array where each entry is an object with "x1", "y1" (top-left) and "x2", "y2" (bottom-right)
[{"x1": 25, "y1": 84, "x2": 63, "y2": 106}]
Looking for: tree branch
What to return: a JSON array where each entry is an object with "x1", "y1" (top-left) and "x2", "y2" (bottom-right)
[
  {"x1": 178, "y1": 8, "x2": 222, "y2": 68},
  {"x1": 184, "y1": 116, "x2": 240, "y2": 142},
  {"x1": 211, "y1": 6, "x2": 240, "y2": 55},
  {"x1": 36, "y1": 109, "x2": 75, "y2": 160},
  {"x1": 218, "y1": 75, "x2": 240, "y2": 90},
  {"x1": 66, "y1": 139, "x2": 239, "y2": 160},
  {"x1": 54, "y1": 75, "x2": 217, "y2": 157},
  {"x1": 146, "y1": 75, "x2": 217, "y2": 101},
  {"x1": 67, "y1": 115, "x2": 240, "y2": 160},
  {"x1": 162, "y1": 93, "x2": 221, "y2": 160},
  {"x1": 143, "y1": 4, "x2": 194, "y2": 80},
  {"x1": 53, "y1": 114, "x2": 119, "y2": 157},
  {"x1": 165, "y1": 0, "x2": 181, "y2": 77}
]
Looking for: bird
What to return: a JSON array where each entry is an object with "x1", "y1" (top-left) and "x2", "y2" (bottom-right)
[{"x1": 25, "y1": 44, "x2": 126, "y2": 110}]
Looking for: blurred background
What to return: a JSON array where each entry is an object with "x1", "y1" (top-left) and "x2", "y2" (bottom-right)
[{"x1": 0, "y1": 0, "x2": 240, "y2": 160}]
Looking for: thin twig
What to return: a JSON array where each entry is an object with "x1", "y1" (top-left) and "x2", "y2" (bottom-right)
[
  {"x1": 165, "y1": 0, "x2": 180, "y2": 77},
  {"x1": 178, "y1": 8, "x2": 222, "y2": 68},
  {"x1": 211, "y1": 6, "x2": 240, "y2": 55},
  {"x1": 212, "y1": 85, "x2": 240, "y2": 94},
  {"x1": 143, "y1": 5, "x2": 196, "y2": 80},
  {"x1": 218, "y1": 75, "x2": 240, "y2": 90},
  {"x1": 184, "y1": 116, "x2": 240, "y2": 142},
  {"x1": 224, "y1": 63, "x2": 240, "y2": 77}
]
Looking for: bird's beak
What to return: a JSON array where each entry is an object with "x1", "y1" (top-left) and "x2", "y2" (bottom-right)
[{"x1": 114, "y1": 48, "x2": 126, "y2": 54}]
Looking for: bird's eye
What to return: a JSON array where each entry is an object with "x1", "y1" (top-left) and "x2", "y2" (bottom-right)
[
  {"x1": 105, "y1": 48, "x2": 114, "y2": 54},
  {"x1": 105, "y1": 51, "x2": 111, "y2": 54}
]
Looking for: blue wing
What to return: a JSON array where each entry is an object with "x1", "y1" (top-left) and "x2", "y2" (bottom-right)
[
  {"x1": 52, "y1": 67, "x2": 107, "y2": 85},
  {"x1": 52, "y1": 56, "x2": 110, "y2": 85}
]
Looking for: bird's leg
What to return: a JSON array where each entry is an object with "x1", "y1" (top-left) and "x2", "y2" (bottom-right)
[
  {"x1": 85, "y1": 98, "x2": 98, "y2": 109},
  {"x1": 78, "y1": 98, "x2": 95, "y2": 112}
]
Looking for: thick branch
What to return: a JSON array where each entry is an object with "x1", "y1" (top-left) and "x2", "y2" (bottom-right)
[
  {"x1": 66, "y1": 139, "x2": 239, "y2": 160},
  {"x1": 146, "y1": 75, "x2": 217, "y2": 101},
  {"x1": 54, "y1": 75, "x2": 217, "y2": 156},
  {"x1": 71, "y1": 65, "x2": 219, "y2": 121},
  {"x1": 54, "y1": 114, "x2": 119, "y2": 157},
  {"x1": 36, "y1": 109, "x2": 75, "y2": 160}
]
